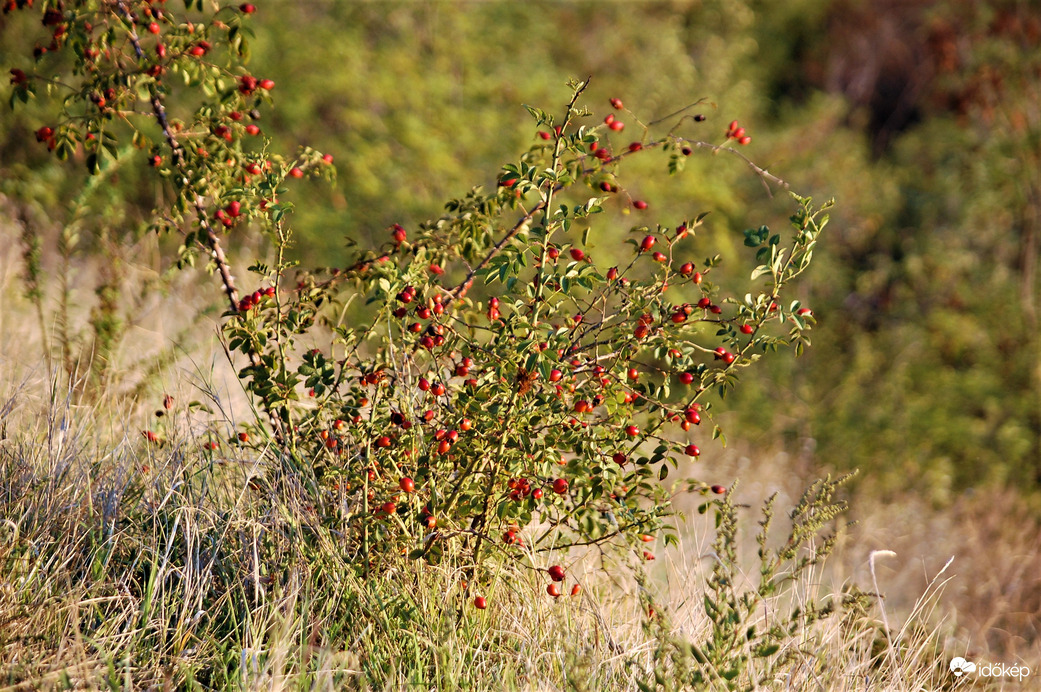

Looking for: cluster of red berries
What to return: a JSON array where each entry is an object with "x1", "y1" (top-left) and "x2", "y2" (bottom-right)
[
  {"x1": 2, "y1": 1, "x2": 35, "y2": 14},
  {"x1": 507, "y1": 477, "x2": 542, "y2": 501},
  {"x1": 726, "y1": 120, "x2": 752, "y2": 145},
  {"x1": 238, "y1": 74, "x2": 274, "y2": 96},
  {"x1": 502, "y1": 527, "x2": 525, "y2": 546},
  {"x1": 544, "y1": 564, "x2": 581, "y2": 598},
  {"x1": 237, "y1": 285, "x2": 275, "y2": 312},
  {"x1": 604, "y1": 113, "x2": 624, "y2": 132},
  {"x1": 678, "y1": 262, "x2": 703, "y2": 283},
  {"x1": 487, "y1": 296, "x2": 501, "y2": 322},
  {"x1": 432, "y1": 424, "x2": 461, "y2": 455},
  {"x1": 418, "y1": 323, "x2": 447, "y2": 351},
  {"x1": 664, "y1": 405, "x2": 703, "y2": 438},
  {"x1": 590, "y1": 141, "x2": 613, "y2": 163},
  {"x1": 187, "y1": 40, "x2": 211, "y2": 58},
  {"x1": 214, "y1": 200, "x2": 243, "y2": 228},
  {"x1": 713, "y1": 346, "x2": 737, "y2": 364}
]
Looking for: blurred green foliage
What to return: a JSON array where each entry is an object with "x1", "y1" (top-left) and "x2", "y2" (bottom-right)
[{"x1": 2, "y1": 0, "x2": 1038, "y2": 499}]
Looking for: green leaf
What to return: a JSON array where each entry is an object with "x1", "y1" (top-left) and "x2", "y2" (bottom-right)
[{"x1": 750, "y1": 264, "x2": 771, "y2": 281}]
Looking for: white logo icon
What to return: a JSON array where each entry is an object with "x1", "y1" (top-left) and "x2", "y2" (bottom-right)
[{"x1": 950, "y1": 657, "x2": 977, "y2": 677}]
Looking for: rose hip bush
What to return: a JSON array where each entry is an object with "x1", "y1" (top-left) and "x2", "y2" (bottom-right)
[{"x1": 6, "y1": 1, "x2": 829, "y2": 575}]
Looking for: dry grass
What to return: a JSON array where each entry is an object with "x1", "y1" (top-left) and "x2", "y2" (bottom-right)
[{"x1": 3, "y1": 381, "x2": 1036, "y2": 690}]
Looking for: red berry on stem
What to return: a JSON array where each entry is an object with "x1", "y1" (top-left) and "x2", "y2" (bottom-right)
[
  {"x1": 553, "y1": 478, "x2": 569, "y2": 494},
  {"x1": 640, "y1": 235, "x2": 655, "y2": 252},
  {"x1": 547, "y1": 565, "x2": 565, "y2": 582},
  {"x1": 632, "y1": 200, "x2": 647, "y2": 210},
  {"x1": 399, "y1": 477, "x2": 415, "y2": 493},
  {"x1": 474, "y1": 596, "x2": 487, "y2": 609},
  {"x1": 610, "y1": 97, "x2": 623, "y2": 109},
  {"x1": 569, "y1": 248, "x2": 585, "y2": 261},
  {"x1": 685, "y1": 444, "x2": 701, "y2": 457},
  {"x1": 547, "y1": 583, "x2": 562, "y2": 597}
]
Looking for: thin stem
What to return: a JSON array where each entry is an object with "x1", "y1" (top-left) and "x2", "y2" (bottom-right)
[{"x1": 114, "y1": 0, "x2": 284, "y2": 439}]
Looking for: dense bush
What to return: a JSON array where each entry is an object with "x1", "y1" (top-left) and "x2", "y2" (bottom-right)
[{"x1": 2, "y1": 0, "x2": 830, "y2": 576}]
